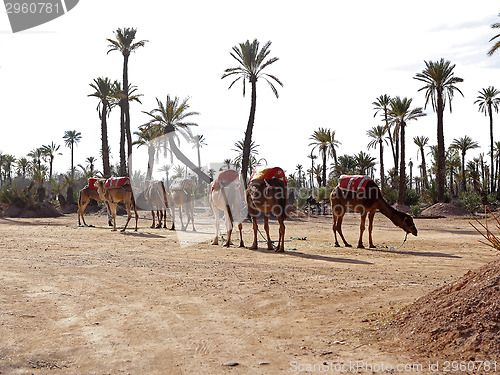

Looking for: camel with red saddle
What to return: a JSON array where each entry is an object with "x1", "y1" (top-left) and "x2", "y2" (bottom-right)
[
  {"x1": 145, "y1": 180, "x2": 173, "y2": 229},
  {"x1": 77, "y1": 178, "x2": 112, "y2": 227},
  {"x1": 169, "y1": 179, "x2": 195, "y2": 231},
  {"x1": 210, "y1": 169, "x2": 245, "y2": 247},
  {"x1": 94, "y1": 177, "x2": 138, "y2": 232},
  {"x1": 246, "y1": 166, "x2": 287, "y2": 252},
  {"x1": 330, "y1": 175, "x2": 417, "y2": 248}
]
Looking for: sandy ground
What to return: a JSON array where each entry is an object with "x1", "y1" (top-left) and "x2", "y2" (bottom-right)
[{"x1": 0, "y1": 210, "x2": 497, "y2": 375}]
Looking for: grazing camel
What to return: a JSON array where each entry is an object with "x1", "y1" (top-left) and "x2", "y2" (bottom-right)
[
  {"x1": 77, "y1": 178, "x2": 112, "y2": 227},
  {"x1": 94, "y1": 178, "x2": 138, "y2": 232},
  {"x1": 169, "y1": 179, "x2": 195, "y2": 231},
  {"x1": 246, "y1": 167, "x2": 287, "y2": 252},
  {"x1": 210, "y1": 169, "x2": 244, "y2": 247},
  {"x1": 330, "y1": 175, "x2": 417, "y2": 248},
  {"x1": 145, "y1": 180, "x2": 173, "y2": 229}
]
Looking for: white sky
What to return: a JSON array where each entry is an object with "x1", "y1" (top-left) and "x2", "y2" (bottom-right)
[{"x1": 1, "y1": 1, "x2": 500, "y2": 180}]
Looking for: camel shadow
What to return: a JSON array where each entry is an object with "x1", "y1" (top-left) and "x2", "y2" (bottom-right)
[
  {"x1": 118, "y1": 231, "x2": 167, "y2": 239},
  {"x1": 248, "y1": 247, "x2": 373, "y2": 265},
  {"x1": 369, "y1": 247, "x2": 461, "y2": 258}
]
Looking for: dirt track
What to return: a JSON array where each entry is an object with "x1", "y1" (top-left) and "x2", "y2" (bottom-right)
[{"x1": 0, "y1": 211, "x2": 497, "y2": 374}]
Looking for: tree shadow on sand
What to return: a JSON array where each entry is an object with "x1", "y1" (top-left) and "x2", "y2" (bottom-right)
[
  {"x1": 369, "y1": 247, "x2": 461, "y2": 258},
  {"x1": 248, "y1": 247, "x2": 373, "y2": 265}
]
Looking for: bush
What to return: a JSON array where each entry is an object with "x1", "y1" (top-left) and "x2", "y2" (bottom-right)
[
  {"x1": 404, "y1": 189, "x2": 420, "y2": 206},
  {"x1": 0, "y1": 182, "x2": 38, "y2": 209},
  {"x1": 409, "y1": 205, "x2": 422, "y2": 217},
  {"x1": 459, "y1": 192, "x2": 481, "y2": 214}
]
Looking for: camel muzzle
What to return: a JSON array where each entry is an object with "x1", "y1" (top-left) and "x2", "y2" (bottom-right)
[{"x1": 407, "y1": 226, "x2": 418, "y2": 236}]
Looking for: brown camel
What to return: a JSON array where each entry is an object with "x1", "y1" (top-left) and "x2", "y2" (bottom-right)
[
  {"x1": 77, "y1": 178, "x2": 112, "y2": 227},
  {"x1": 145, "y1": 181, "x2": 173, "y2": 229},
  {"x1": 330, "y1": 175, "x2": 417, "y2": 248},
  {"x1": 169, "y1": 179, "x2": 195, "y2": 231},
  {"x1": 94, "y1": 178, "x2": 138, "y2": 232},
  {"x1": 246, "y1": 167, "x2": 287, "y2": 252}
]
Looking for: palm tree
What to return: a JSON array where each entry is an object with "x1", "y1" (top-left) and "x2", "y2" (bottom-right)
[
  {"x1": 388, "y1": 97, "x2": 426, "y2": 204},
  {"x1": 450, "y1": 136, "x2": 479, "y2": 193},
  {"x1": 28, "y1": 148, "x2": 43, "y2": 172},
  {"x1": 296, "y1": 164, "x2": 303, "y2": 188},
  {"x1": 307, "y1": 152, "x2": 317, "y2": 189},
  {"x1": 157, "y1": 164, "x2": 171, "y2": 189},
  {"x1": 133, "y1": 124, "x2": 163, "y2": 181},
  {"x1": 63, "y1": 131, "x2": 82, "y2": 178},
  {"x1": 2, "y1": 154, "x2": 15, "y2": 183},
  {"x1": 41, "y1": 142, "x2": 61, "y2": 180},
  {"x1": 142, "y1": 96, "x2": 210, "y2": 183},
  {"x1": 488, "y1": 13, "x2": 500, "y2": 56},
  {"x1": 309, "y1": 127, "x2": 332, "y2": 186},
  {"x1": 222, "y1": 39, "x2": 282, "y2": 187},
  {"x1": 327, "y1": 130, "x2": 341, "y2": 173},
  {"x1": 16, "y1": 157, "x2": 30, "y2": 178},
  {"x1": 373, "y1": 94, "x2": 398, "y2": 175},
  {"x1": 355, "y1": 151, "x2": 376, "y2": 176},
  {"x1": 107, "y1": 28, "x2": 147, "y2": 169},
  {"x1": 232, "y1": 139, "x2": 261, "y2": 175},
  {"x1": 335, "y1": 155, "x2": 357, "y2": 176},
  {"x1": 85, "y1": 156, "x2": 97, "y2": 176},
  {"x1": 192, "y1": 134, "x2": 207, "y2": 169},
  {"x1": 413, "y1": 136, "x2": 430, "y2": 190},
  {"x1": 223, "y1": 159, "x2": 232, "y2": 170},
  {"x1": 414, "y1": 58, "x2": 464, "y2": 202},
  {"x1": 474, "y1": 86, "x2": 500, "y2": 192},
  {"x1": 367, "y1": 125, "x2": 387, "y2": 189},
  {"x1": 88, "y1": 77, "x2": 118, "y2": 178},
  {"x1": 115, "y1": 82, "x2": 143, "y2": 176}
]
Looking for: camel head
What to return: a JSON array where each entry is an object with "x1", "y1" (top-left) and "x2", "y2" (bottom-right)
[
  {"x1": 94, "y1": 179, "x2": 107, "y2": 201},
  {"x1": 401, "y1": 214, "x2": 418, "y2": 236}
]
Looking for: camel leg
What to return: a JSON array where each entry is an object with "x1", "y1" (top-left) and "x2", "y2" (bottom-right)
[
  {"x1": 156, "y1": 210, "x2": 162, "y2": 228},
  {"x1": 368, "y1": 210, "x2": 376, "y2": 248},
  {"x1": 78, "y1": 199, "x2": 89, "y2": 226},
  {"x1": 121, "y1": 202, "x2": 132, "y2": 232},
  {"x1": 162, "y1": 210, "x2": 167, "y2": 228},
  {"x1": 250, "y1": 216, "x2": 258, "y2": 250},
  {"x1": 332, "y1": 214, "x2": 340, "y2": 247},
  {"x1": 238, "y1": 223, "x2": 244, "y2": 247},
  {"x1": 189, "y1": 202, "x2": 196, "y2": 232},
  {"x1": 264, "y1": 215, "x2": 273, "y2": 250},
  {"x1": 276, "y1": 216, "x2": 285, "y2": 253},
  {"x1": 336, "y1": 215, "x2": 351, "y2": 247},
  {"x1": 169, "y1": 207, "x2": 175, "y2": 230},
  {"x1": 133, "y1": 201, "x2": 138, "y2": 231},
  {"x1": 150, "y1": 210, "x2": 156, "y2": 228},
  {"x1": 223, "y1": 209, "x2": 233, "y2": 247},
  {"x1": 212, "y1": 208, "x2": 220, "y2": 245},
  {"x1": 110, "y1": 203, "x2": 117, "y2": 231},
  {"x1": 357, "y1": 212, "x2": 367, "y2": 248}
]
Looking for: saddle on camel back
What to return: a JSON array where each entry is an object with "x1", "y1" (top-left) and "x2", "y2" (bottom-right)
[
  {"x1": 88, "y1": 177, "x2": 100, "y2": 190},
  {"x1": 104, "y1": 177, "x2": 132, "y2": 191},
  {"x1": 170, "y1": 179, "x2": 194, "y2": 194},
  {"x1": 337, "y1": 175, "x2": 374, "y2": 197},
  {"x1": 249, "y1": 166, "x2": 287, "y2": 184},
  {"x1": 211, "y1": 169, "x2": 241, "y2": 191}
]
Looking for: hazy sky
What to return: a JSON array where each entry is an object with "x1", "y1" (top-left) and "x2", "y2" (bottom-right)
[{"x1": 1, "y1": 1, "x2": 500, "y2": 180}]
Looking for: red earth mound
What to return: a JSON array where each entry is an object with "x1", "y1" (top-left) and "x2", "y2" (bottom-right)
[
  {"x1": 0, "y1": 203, "x2": 62, "y2": 218},
  {"x1": 421, "y1": 203, "x2": 470, "y2": 217},
  {"x1": 387, "y1": 258, "x2": 500, "y2": 361}
]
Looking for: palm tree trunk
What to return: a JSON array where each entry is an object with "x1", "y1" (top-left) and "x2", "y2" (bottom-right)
[
  {"x1": 322, "y1": 148, "x2": 327, "y2": 186},
  {"x1": 379, "y1": 139, "x2": 385, "y2": 190},
  {"x1": 101, "y1": 104, "x2": 111, "y2": 178},
  {"x1": 398, "y1": 123, "x2": 406, "y2": 204},
  {"x1": 489, "y1": 104, "x2": 495, "y2": 193},
  {"x1": 119, "y1": 105, "x2": 127, "y2": 176},
  {"x1": 146, "y1": 145, "x2": 154, "y2": 181},
  {"x1": 70, "y1": 143, "x2": 74, "y2": 179},
  {"x1": 436, "y1": 89, "x2": 446, "y2": 202},
  {"x1": 123, "y1": 53, "x2": 132, "y2": 177},
  {"x1": 461, "y1": 151, "x2": 467, "y2": 193},
  {"x1": 420, "y1": 148, "x2": 429, "y2": 189},
  {"x1": 241, "y1": 78, "x2": 257, "y2": 188},
  {"x1": 167, "y1": 135, "x2": 211, "y2": 184}
]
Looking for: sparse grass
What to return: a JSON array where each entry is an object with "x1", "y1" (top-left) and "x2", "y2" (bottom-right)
[{"x1": 470, "y1": 206, "x2": 500, "y2": 251}]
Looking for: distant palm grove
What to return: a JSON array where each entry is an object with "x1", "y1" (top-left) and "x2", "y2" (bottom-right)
[{"x1": 2, "y1": 17, "x2": 500, "y2": 215}]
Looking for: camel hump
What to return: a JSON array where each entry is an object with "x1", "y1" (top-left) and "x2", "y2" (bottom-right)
[
  {"x1": 105, "y1": 177, "x2": 131, "y2": 189},
  {"x1": 212, "y1": 169, "x2": 240, "y2": 190},
  {"x1": 250, "y1": 166, "x2": 287, "y2": 183},
  {"x1": 170, "y1": 179, "x2": 194, "y2": 192},
  {"x1": 338, "y1": 175, "x2": 374, "y2": 195}
]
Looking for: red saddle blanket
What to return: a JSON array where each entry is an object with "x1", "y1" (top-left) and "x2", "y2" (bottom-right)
[
  {"x1": 250, "y1": 166, "x2": 287, "y2": 184},
  {"x1": 105, "y1": 177, "x2": 131, "y2": 189},
  {"x1": 338, "y1": 175, "x2": 371, "y2": 194},
  {"x1": 88, "y1": 178, "x2": 99, "y2": 190},
  {"x1": 212, "y1": 169, "x2": 240, "y2": 191}
]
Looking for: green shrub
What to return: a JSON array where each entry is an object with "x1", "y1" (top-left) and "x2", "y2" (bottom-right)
[
  {"x1": 459, "y1": 192, "x2": 481, "y2": 214},
  {"x1": 404, "y1": 189, "x2": 420, "y2": 206},
  {"x1": 409, "y1": 205, "x2": 422, "y2": 217}
]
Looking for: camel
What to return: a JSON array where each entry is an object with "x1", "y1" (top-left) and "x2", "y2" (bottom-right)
[
  {"x1": 77, "y1": 178, "x2": 112, "y2": 227},
  {"x1": 169, "y1": 179, "x2": 195, "y2": 231},
  {"x1": 246, "y1": 167, "x2": 287, "y2": 252},
  {"x1": 210, "y1": 169, "x2": 244, "y2": 247},
  {"x1": 94, "y1": 178, "x2": 138, "y2": 232},
  {"x1": 145, "y1": 180, "x2": 173, "y2": 229},
  {"x1": 330, "y1": 175, "x2": 418, "y2": 248}
]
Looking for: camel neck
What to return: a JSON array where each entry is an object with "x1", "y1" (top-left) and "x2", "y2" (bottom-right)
[{"x1": 377, "y1": 197, "x2": 402, "y2": 223}]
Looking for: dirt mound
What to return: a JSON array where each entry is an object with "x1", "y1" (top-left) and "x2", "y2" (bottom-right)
[
  {"x1": 388, "y1": 259, "x2": 500, "y2": 361},
  {"x1": 421, "y1": 202, "x2": 469, "y2": 217},
  {"x1": 0, "y1": 203, "x2": 62, "y2": 218}
]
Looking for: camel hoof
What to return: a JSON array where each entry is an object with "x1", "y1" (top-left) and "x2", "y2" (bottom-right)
[
  {"x1": 357, "y1": 245, "x2": 365, "y2": 249},
  {"x1": 211, "y1": 241, "x2": 218, "y2": 246},
  {"x1": 345, "y1": 244, "x2": 352, "y2": 248},
  {"x1": 334, "y1": 243, "x2": 340, "y2": 247},
  {"x1": 223, "y1": 243, "x2": 230, "y2": 248},
  {"x1": 369, "y1": 245, "x2": 376, "y2": 249},
  {"x1": 275, "y1": 248, "x2": 285, "y2": 253},
  {"x1": 150, "y1": 225, "x2": 155, "y2": 228},
  {"x1": 239, "y1": 242, "x2": 245, "y2": 248},
  {"x1": 249, "y1": 245, "x2": 258, "y2": 250}
]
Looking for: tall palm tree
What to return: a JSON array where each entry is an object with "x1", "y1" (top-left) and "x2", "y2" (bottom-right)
[
  {"x1": 488, "y1": 13, "x2": 500, "y2": 56},
  {"x1": 41, "y1": 142, "x2": 61, "y2": 180},
  {"x1": 192, "y1": 134, "x2": 207, "y2": 169},
  {"x1": 107, "y1": 28, "x2": 147, "y2": 170},
  {"x1": 63, "y1": 130, "x2": 82, "y2": 178},
  {"x1": 354, "y1": 151, "x2": 376, "y2": 176},
  {"x1": 307, "y1": 152, "x2": 317, "y2": 189},
  {"x1": 28, "y1": 148, "x2": 43, "y2": 171},
  {"x1": 413, "y1": 136, "x2": 430, "y2": 189},
  {"x1": 2, "y1": 154, "x2": 15, "y2": 183},
  {"x1": 335, "y1": 155, "x2": 357, "y2": 176},
  {"x1": 367, "y1": 125, "x2": 387, "y2": 189},
  {"x1": 88, "y1": 77, "x2": 118, "y2": 178},
  {"x1": 414, "y1": 58, "x2": 464, "y2": 202},
  {"x1": 450, "y1": 136, "x2": 479, "y2": 193},
  {"x1": 222, "y1": 39, "x2": 282, "y2": 187},
  {"x1": 85, "y1": 156, "x2": 97, "y2": 176},
  {"x1": 309, "y1": 128, "x2": 332, "y2": 186},
  {"x1": 232, "y1": 139, "x2": 262, "y2": 172},
  {"x1": 157, "y1": 164, "x2": 171, "y2": 189},
  {"x1": 373, "y1": 94, "x2": 398, "y2": 175},
  {"x1": 115, "y1": 82, "x2": 143, "y2": 176},
  {"x1": 16, "y1": 157, "x2": 30, "y2": 178},
  {"x1": 327, "y1": 130, "x2": 341, "y2": 173},
  {"x1": 142, "y1": 96, "x2": 210, "y2": 183},
  {"x1": 133, "y1": 124, "x2": 163, "y2": 181},
  {"x1": 388, "y1": 97, "x2": 426, "y2": 204},
  {"x1": 474, "y1": 86, "x2": 500, "y2": 192},
  {"x1": 295, "y1": 164, "x2": 303, "y2": 188}
]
